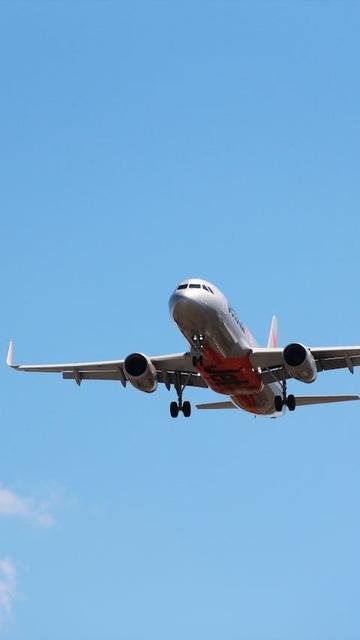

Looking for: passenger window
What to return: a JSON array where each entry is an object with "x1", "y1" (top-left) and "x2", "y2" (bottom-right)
[
  {"x1": 189, "y1": 284, "x2": 201, "y2": 288},
  {"x1": 177, "y1": 284, "x2": 188, "y2": 290}
]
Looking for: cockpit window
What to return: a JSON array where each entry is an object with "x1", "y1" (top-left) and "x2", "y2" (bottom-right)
[
  {"x1": 189, "y1": 284, "x2": 201, "y2": 289},
  {"x1": 208, "y1": 287, "x2": 214, "y2": 294},
  {"x1": 202, "y1": 285, "x2": 209, "y2": 291},
  {"x1": 177, "y1": 284, "x2": 188, "y2": 290}
]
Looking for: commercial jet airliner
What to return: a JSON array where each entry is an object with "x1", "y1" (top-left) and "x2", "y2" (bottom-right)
[{"x1": 7, "y1": 278, "x2": 360, "y2": 418}]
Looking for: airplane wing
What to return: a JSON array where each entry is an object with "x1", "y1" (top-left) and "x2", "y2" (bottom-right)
[
  {"x1": 250, "y1": 346, "x2": 360, "y2": 383},
  {"x1": 6, "y1": 342, "x2": 208, "y2": 389}
]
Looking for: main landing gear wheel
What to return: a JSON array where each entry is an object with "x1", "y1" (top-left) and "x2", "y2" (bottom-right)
[
  {"x1": 274, "y1": 393, "x2": 297, "y2": 413},
  {"x1": 169, "y1": 400, "x2": 191, "y2": 418},
  {"x1": 287, "y1": 394, "x2": 296, "y2": 412},
  {"x1": 170, "y1": 401, "x2": 179, "y2": 418},
  {"x1": 182, "y1": 401, "x2": 191, "y2": 418},
  {"x1": 170, "y1": 372, "x2": 192, "y2": 419},
  {"x1": 274, "y1": 369, "x2": 297, "y2": 413}
]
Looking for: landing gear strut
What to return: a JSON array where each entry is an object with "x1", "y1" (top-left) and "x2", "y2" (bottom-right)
[
  {"x1": 192, "y1": 334, "x2": 205, "y2": 367},
  {"x1": 274, "y1": 370, "x2": 296, "y2": 412},
  {"x1": 170, "y1": 372, "x2": 192, "y2": 418}
]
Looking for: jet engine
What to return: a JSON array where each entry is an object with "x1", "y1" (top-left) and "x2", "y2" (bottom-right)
[
  {"x1": 283, "y1": 343, "x2": 317, "y2": 383},
  {"x1": 124, "y1": 353, "x2": 158, "y2": 393}
]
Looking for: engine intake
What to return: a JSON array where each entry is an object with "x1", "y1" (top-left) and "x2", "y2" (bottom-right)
[
  {"x1": 124, "y1": 353, "x2": 158, "y2": 393},
  {"x1": 283, "y1": 343, "x2": 317, "y2": 383}
]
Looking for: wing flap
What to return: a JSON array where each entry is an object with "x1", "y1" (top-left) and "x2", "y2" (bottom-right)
[
  {"x1": 62, "y1": 369, "x2": 208, "y2": 388},
  {"x1": 63, "y1": 371, "x2": 124, "y2": 381},
  {"x1": 157, "y1": 370, "x2": 208, "y2": 388}
]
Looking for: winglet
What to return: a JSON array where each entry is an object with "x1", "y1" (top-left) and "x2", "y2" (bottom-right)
[
  {"x1": 267, "y1": 315, "x2": 278, "y2": 348},
  {"x1": 6, "y1": 341, "x2": 14, "y2": 367}
]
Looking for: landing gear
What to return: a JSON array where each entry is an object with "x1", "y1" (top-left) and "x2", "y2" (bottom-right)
[
  {"x1": 169, "y1": 398, "x2": 192, "y2": 418},
  {"x1": 170, "y1": 401, "x2": 179, "y2": 418},
  {"x1": 170, "y1": 372, "x2": 192, "y2": 418},
  {"x1": 287, "y1": 394, "x2": 296, "y2": 412},
  {"x1": 274, "y1": 394, "x2": 296, "y2": 412},
  {"x1": 192, "y1": 334, "x2": 205, "y2": 367},
  {"x1": 182, "y1": 401, "x2": 191, "y2": 417},
  {"x1": 274, "y1": 371, "x2": 296, "y2": 412}
]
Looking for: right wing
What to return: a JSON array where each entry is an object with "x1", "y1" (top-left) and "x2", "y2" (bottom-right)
[
  {"x1": 250, "y1": 345, "x2": 360, "y2": 383},
  {"x1": 6, "y1": 342, "x2": 208, "y2": 389}
]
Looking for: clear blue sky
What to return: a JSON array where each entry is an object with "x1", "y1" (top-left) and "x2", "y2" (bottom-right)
[{"x1": 1, "y1": 2, "x2": 360, "y2": 638}]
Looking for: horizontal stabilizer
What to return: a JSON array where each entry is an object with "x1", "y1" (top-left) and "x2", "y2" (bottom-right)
[
  {"x1": 296, "y1": 395, "x2": 360, "y2": 406},
  {"x1": 196, "y1": 401, "x2": 236, "y2": 410}
]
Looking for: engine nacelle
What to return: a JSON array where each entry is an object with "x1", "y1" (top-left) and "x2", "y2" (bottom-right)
[
  {"x1": 123, "y1": 353, "x2": 158, "y2": 393},
  {"x1": 283, "y1": 343, "x2": 317, "y2": 383}
]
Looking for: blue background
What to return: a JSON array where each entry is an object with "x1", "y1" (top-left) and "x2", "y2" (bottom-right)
[{"x1": 1, "y1": 2, "x2": 360, "y2": 638}]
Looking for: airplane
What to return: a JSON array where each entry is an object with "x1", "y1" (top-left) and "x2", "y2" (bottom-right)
[{"x1": 7, "y1": 278, "x2": 360, "y2": 418}]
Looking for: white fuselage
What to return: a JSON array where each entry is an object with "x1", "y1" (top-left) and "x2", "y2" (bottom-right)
[{"x1": 169, "y1": 278, "x2": 282, "y2": 416}]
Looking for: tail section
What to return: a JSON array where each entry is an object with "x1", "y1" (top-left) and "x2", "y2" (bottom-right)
[{"x1": 267, "y1": 316, "x2": 278, "y2": 348}]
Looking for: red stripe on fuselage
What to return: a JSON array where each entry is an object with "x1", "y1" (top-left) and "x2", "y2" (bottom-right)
[{"x1": 198, "y1": 345, "x2": 263, "y2": 396}]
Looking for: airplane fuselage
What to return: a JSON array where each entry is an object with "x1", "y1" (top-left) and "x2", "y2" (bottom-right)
[{"x1": 169, "y1": 278, "x2": 282, "y2": 416}]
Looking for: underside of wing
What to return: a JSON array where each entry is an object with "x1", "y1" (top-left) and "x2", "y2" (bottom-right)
[
  {"x1": 251, "y1": 345, "x2": 360, "y2": 384},
  {"x1": 7, "y1": 342, "x2": 207, "y2": 389}
]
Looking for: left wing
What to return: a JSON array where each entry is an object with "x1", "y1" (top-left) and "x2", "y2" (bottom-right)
[
  {"x1": 6, "y1": 342, "x2": 208, "y2": 389},
  {"x1": 250, "y1": 346, "x2": 360, "y2": 383}
]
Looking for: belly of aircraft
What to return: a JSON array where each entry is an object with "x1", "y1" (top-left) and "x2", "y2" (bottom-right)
[{"x1": 174, "y1": 299, "x2": 278, "y2": 415}]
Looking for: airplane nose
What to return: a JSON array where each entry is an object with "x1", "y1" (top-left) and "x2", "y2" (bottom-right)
[
  {"x1": 169, "y1": 291, "x2": 206, "y2": 326},
  {"x1": 169, "y1": 292, "x2": 188, "y2": 319}
]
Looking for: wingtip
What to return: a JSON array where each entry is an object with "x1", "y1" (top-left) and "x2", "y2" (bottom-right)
[{"x1": 6, "y1": 341, "x2": 14, "y2": 367}]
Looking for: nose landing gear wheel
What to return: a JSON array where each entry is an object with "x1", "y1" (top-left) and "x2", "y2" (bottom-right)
[{"x1": 192, "y1": 334, "x2": 205, "y2": 368}]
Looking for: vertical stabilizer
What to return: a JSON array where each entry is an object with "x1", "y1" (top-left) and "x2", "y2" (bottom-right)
[{"x1": 267, "y1": 316, "x2": 278, "y2": 347}]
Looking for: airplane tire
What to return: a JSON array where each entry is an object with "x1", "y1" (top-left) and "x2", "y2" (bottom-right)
[
  {"x1": 287, "y1": 394, "x2": 296, "y2": 411},
  {"x1": 170, "y1": 401, "x2": 179, "y2": 418},
  {"x1": 182, "y1": 401, "x2": 191, "y2": 418},
  {"x1": 274, "y1": 395, "x2": 284, "y2": 412}
]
